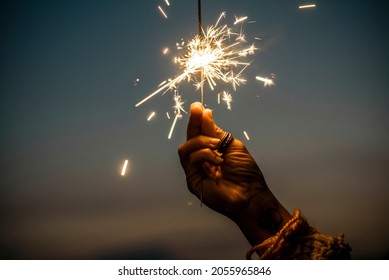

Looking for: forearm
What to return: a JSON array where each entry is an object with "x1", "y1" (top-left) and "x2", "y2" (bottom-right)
[{"x1": 232, "y1": 190, "x2": 292, "y2": 247}]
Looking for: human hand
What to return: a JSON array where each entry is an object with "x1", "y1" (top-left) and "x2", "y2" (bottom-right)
[
  {"x1": 178, "y1": 102, "x2": 292, "y2": 244},
  {"x1": 178, "y1": 102, "x2": 269, "y2": 217}
]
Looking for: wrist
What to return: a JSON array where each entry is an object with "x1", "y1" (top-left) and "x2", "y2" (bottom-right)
[{"x1": 232, "y1": 191, "x2": 292, "y2": 246}]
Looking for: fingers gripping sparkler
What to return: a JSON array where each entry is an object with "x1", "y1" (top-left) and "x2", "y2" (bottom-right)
[{"x1": 135, "y1": 1, "x2": 256, "y2": 138}]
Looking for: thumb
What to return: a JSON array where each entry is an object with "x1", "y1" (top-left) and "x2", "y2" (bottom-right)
[{"x1": 201, "y1": 109, "x2": 225, "y2": 139}]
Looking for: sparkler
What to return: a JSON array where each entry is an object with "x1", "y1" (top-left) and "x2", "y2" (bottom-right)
[{"x1": 135, "y1": 3, "x2": 257, "y2": 138}]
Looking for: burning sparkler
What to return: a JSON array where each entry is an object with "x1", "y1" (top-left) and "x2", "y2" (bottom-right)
[{"x1": 135, "y1": 8, "x2": 257, "y2": 138}]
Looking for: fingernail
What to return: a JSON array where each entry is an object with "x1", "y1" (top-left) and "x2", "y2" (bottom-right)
[{"x1": 191, "y1": 102, "x2": 203, "y2": 110}]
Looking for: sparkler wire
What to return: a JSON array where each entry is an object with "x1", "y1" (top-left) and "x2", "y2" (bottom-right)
[
  {"x1": 198, "y1": 0, "x2": 204, "y2": 206},
  {"x1": 198, "y1": 0, "x2": 204, "y2": 104}
]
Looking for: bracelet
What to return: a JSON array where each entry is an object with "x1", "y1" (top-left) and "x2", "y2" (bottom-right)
[{"x1": 246, "y1": 209, "x2": 352, "y2": 260}]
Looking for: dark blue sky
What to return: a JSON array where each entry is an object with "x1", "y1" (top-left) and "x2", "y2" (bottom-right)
[{"x1": 1, "y1": 0, "x2": 388, "y2": 259}]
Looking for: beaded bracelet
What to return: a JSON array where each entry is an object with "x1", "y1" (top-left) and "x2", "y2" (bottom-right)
[{"x1": 246, "y1": 209, "x2": 352, "y2": 260}]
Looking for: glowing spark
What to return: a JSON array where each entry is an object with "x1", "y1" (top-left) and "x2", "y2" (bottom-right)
[
  {"x1": 168, "y1": 114, "x2": 179, "y2": 139},
  {"x1": 222, "y1": 91, "x2": 232, "y2": 110},
  {"x1": 168, "y1": 93, "x2": 186, "y2": 139},
  {"x1": 217, "y1": 93, "x2": 221, "y2": 104},
  {"x1": 163, "y1": 47, "x2": 169, "y2": 54},
  {"x1": 158, "y1": 5, "x2": 168, "y2": 18},
  {"x1": 158, "y1": 80, "x2": 167, "y2": 87},
  {"x1": 121, "y1": 160, "x2": 129, "y2": 176},
  {"x1": 243, "y1": 131, "x2": 250, "y2": 141},
  {"x1": 215, "y1": 12, "x2": 226, "y2": 27},
  {"x1": 166, "y1": 112, "x2": 171, "y2": 119},
  {"x1": 234, "y1": 16, "x2": 248, "y2": 25},
  {"x1": 165, "y1": 0, "x2": 170, "y2": 6},
  {"x1": 256, "y1": 76, "x2": 274, "y2": 87},
  {"x1": 147, "y1": 111, "x2": 156, "y2": 121},
  {"x1": 299, "y1": 4, "x2": 316, "y2": 9}
]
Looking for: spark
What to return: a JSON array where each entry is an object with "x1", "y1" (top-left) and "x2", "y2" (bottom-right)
[
  {"x1": 121, "y1": 160, "x2": 129, "y2": 176},
  {"x1": 158, "y1": 5, "x2": 168, "y2": 18},
  {"x1": 234, "y1": 16, "x2": 248, "y2": 25},
  {"x1": 135, "y1": 13, "x2": 256, "y2": 109},
  {"x1": 168, "y1": 115, "x2": 179, "y2": 139},
  {"x1": 166, "y1": 112, "x2": 171, "y2": 119},
  {"x1": 243, "y1": 131, "x2": 250, "y2": 141},
  {"x1": 158, "y1": 80, "x2": 167, "y2": 87},
  {"x1": 168, "y1": 93, "x2": 186, "y2": 139},
  {"x1": 256, "y1": 76, "x2": 274, "y2": 87},
  {"x1": 147, "y1": 111, "x2": 156, "y2": 121},
  {"x1": 222, "y1": 91, "x2": 232, "y2": 110},
  {"x1": 163, "y1": 47, "x2": 169, "y2": 54},
  {"x1": 165, "y1": 0, "x2": 170, "y2": 6},
  {"x1": 299, "y1": 4, "x2": 316, "y2": 9}
]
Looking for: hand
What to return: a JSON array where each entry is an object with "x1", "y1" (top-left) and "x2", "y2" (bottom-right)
[
  {"x1": 178, "y1": 102, "x2": 267, "y2": 216},
  {"x1": 178, "y1": 102, "x2": 292, "y2": 244}
]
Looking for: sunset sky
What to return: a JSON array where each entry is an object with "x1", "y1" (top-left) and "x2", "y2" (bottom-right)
[{"x1": 1, "y1": 0, "x2": 388, "y2": 259}]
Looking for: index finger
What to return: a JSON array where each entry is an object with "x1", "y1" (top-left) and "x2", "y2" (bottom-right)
[{"x1": 187, "y1": 102, "x2": 204, "y2": 140}]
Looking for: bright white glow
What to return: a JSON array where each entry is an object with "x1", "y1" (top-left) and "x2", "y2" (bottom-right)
[
  {"x1": 121, "y1": 160, "x2": 129, "y2": 176},
  {"x1": 222, "y1": 91, "x2": 232, "y2": 110},
  {"x1": 165, "y1": 0, "x2": 170, "y2": 6},
  {"x1": 163, "y1": 47, "x2": 169, "y2": 55},
  {"x1": 168, "y1": 114, "x2": 179, "y2": 139},
  {"x1": 147, "y1": 111, "x2": 156, "y2": 121},
  {"x1": 158, "y1": 5, "x2": 168, "y2": 18},
  {"x1": 135, "y1": 13, "x2": 256, "y2": 109},
  {"x1": 243, "y1": 131, "x2": 250, "y2": 141},
  {"x1": 256, "y1": 76, "x2": 274, "y2": 87},
  {"x1": 234, "y1": 16, "x2": 248, "y2": 25},
  {"x1": 299, "y1": 4, "x2": 316, "y2": 9}
]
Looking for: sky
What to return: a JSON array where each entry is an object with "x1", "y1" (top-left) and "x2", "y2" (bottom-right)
[{"x1": 0, "y1": 0, "x2": 388, "y2": 259}]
